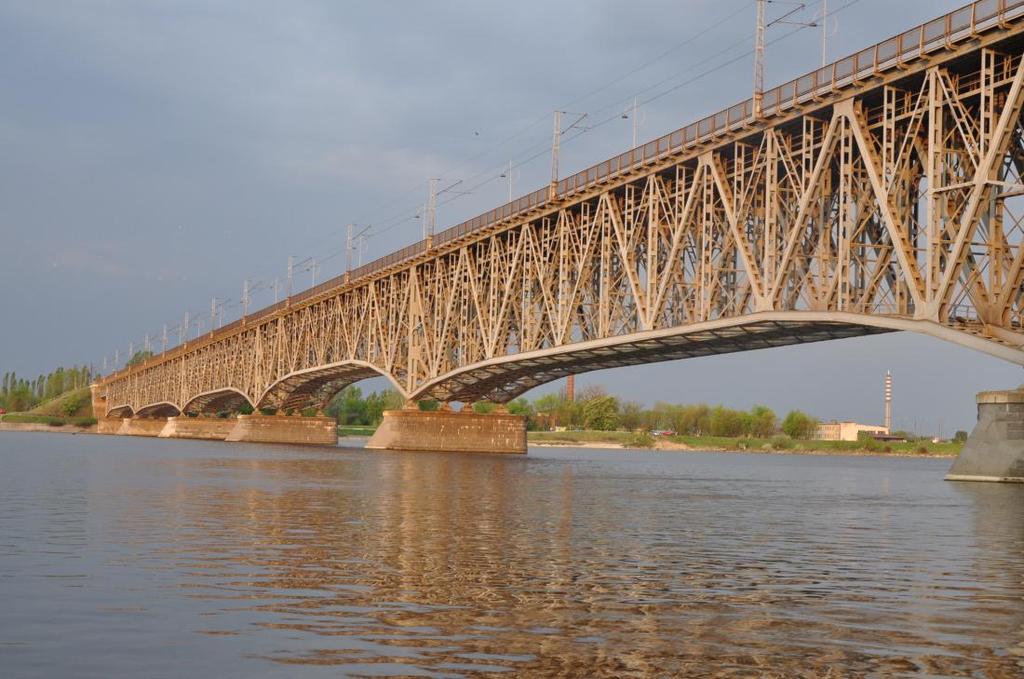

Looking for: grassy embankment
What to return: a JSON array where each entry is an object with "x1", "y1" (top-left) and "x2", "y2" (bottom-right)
[
  {"x1": 0, "y1": 387, "x2": 97, "y2": 427},
  {"x1": 527, "y1": 430, "x2": 962, "y2": 457},
  {"x1": 338, "y1": 425, "x2": 377, "y2": 437}
]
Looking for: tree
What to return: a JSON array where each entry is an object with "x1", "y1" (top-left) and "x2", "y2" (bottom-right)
[
  {"x1": 363, "y1": 389, "x2": 404, "y2": 425},
  {"x1": 953, "y1": 430, "x2": 969, "y2": 443},
  {"x1": 619, "y1": 401, "x2": 644, "y2": 431},
  {"x1": 782, "y1": 410, "x2": 819, "y2": 439},
  {"x1": 583, "y1": 395, "x2": 619, "y2": 431},
  {"x1": 709, "y1": 405, "x2": 746, "y2": 437},
  {"x1": 326, "y1": 386, "x2": 367, "y2": 424},
  {"x1": 749, "y1": 405, "x2": 777, "y2": 438},
  {"x1": 507, "y1": 398, "x2": 534, "y2": 418}
]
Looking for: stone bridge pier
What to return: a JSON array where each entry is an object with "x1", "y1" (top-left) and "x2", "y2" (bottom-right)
[
  {"x1": 366, "y1": 404, "x2": 527, "y2": 454},
  {"x1": 947, "y1": 389, "x2": 1024, "y2": 483}
]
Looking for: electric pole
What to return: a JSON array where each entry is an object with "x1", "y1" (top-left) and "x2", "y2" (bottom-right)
[
  {"x1": 287, "y1": 256, "x2": 294, "y2": 299},
  {"x1": 754, "y1": 0, "x2": 765, "y2": 118},
  {"x1": 346, "y1": 223, "x2": 354, "y2": 274},
  {"x1": 821, "y1": 0, "x2": 828, "y2": 67},
  {"x1": 424, "y1": 178, "x2": 438, "y2": 243},
  {"x1": 550, "y1": 110, "x2": 563, "y2": 197}
]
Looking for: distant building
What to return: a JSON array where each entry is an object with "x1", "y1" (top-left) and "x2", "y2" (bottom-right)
[{"x1": 816, "y1": 421, "x2": 889, "y2": 442}]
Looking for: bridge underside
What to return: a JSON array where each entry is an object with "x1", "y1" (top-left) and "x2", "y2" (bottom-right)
[
  {"x1": 258, "y1": 363, "x2": 385, "y2": 411},
  {"x1": 135, "y1": 402, "x2": 181, "y2": 418},
  {"x1": 106, "y1": 405, "x2": 134, "y2": 418},
  {"x1": 417, "y1": 319, "x2": 892, "y2": 403},
  {"x1": 184, "y1": 389, "x2": 252, "y2": 415}
]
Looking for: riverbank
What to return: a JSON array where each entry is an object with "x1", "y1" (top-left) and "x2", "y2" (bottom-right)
[
  {"x1": 0, "y1": 421, "x2": 96, "y2": 434},
  {"x1": 528, "y1": 430, "x2": 961, "y2": 458}
]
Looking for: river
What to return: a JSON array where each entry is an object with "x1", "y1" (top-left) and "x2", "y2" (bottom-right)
[{"x1": 0, "y1": 431, "x2": 1022, "y2": 677}]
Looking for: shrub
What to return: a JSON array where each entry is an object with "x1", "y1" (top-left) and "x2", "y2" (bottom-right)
[
  {"x1": 301, "y1": 407, "x2": 317, "y2": 417},
  {"x1": 260, "y1": 407, "x2": 277, "y2": 416},
  {"x1": 917, "y1": 445, "x2": 929, "y2": 455},
  {"x1": 61, "y1": 394, "x2": 83, "y2": 417},
  {"x1": 238, "y1": 403, "x2": 254, "y2": 415},
  {"x1": 216, "y1": 411, "x2": 230, "y2": 419},
  {"x1": 629, "y1": 431, "x2": 655, "y2": 448},
  {"x1": 771, "y1": 435, "x2": 794, "y2": 450}
]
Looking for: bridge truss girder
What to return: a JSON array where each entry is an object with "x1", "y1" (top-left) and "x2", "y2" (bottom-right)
[{"x1": 102, "y1": 37, "x2": 1024, "y2": 416}]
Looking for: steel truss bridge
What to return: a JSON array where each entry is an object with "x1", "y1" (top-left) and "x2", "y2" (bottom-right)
[{"x1": 100, "y1": 0, "x2": 1024, "y2": 418}]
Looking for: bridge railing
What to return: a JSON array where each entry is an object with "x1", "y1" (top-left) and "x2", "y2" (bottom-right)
[{"x1": 101, "y1": 0, "x2": 1022, "y2": 384}]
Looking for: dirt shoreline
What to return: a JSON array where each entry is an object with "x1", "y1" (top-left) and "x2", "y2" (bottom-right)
[
  {"x1": 529, "y1": 439, "x2": 956, "y2": 459},
  {"x1": 0, "y1": 422, "x2": 97, "y2": 434}
]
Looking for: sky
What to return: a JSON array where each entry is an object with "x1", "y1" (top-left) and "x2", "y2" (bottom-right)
[{"x1": 0, "y1": 0, "x2": 1017, "y2": 435}]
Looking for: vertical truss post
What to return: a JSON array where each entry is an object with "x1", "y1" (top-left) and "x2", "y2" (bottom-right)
[{"x1": 925, "y1": 67, "x2": 945, "y2": 309}]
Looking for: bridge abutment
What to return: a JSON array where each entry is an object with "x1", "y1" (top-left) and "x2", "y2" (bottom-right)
[
  {"x1": 946, "y1": 388, "x2": 1024, "y2": 483},
  {"x1": 366, "y1": 408, "x2": 527, "y2": 454}
]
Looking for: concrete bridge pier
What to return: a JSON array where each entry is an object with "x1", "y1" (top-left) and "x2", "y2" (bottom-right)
[
  {"x1": 366, "y1": 405, "x2": 527, "y2": 454},
  {"x1": 159, "y1": 416, "x2": 235, "y2": 441},
  {"x1": 947, "y1": 388, "x2": 1024, "y2": 483},
  {"x1": 118, "y1": 417, "x2": 169, "y2": 437},
  {"x1": 224, "y1": 414, "x2": 337, "y2": 445}
]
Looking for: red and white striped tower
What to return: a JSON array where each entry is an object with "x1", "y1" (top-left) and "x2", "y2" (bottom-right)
[{"x1": 884, "y1": 370, "x2": 893, "y2": 432}]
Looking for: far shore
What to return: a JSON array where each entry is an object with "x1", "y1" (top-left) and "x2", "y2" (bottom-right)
[
  {"x1": 528, "y1": 438, "x2": 956, "y2": 458},
  {"x1": 526, "y1": 431, "x2": 961, "y2": 458},
  {"x1": 1, "y1": 421, "x2": 959, "y2": 459}
]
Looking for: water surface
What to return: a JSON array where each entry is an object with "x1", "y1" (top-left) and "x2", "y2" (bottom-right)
[{"x1": 1, "y1": 432, "x2": 1022, "y2": 677}]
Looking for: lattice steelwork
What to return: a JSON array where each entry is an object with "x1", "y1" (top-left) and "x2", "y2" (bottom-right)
[{"x1": 101, "y1": 0, "x2": 1024, "y2": 417}]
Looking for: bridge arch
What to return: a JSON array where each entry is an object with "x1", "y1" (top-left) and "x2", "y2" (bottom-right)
[
  {"x1": 106, "y1": 404, "x2": 135, "y2": 418},
  {"x1": 182, "y1": 388, "x2": 254, "y2": 416},
  {"x1": 256, "y1": 360, "x2": 406, "y2": 412},
  {"x1": 410, "y1": 311, "x2": 1024, "y2": 404},
  {"x1": 135, "y1": 402, "x2": 182, "y2": 418}
]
